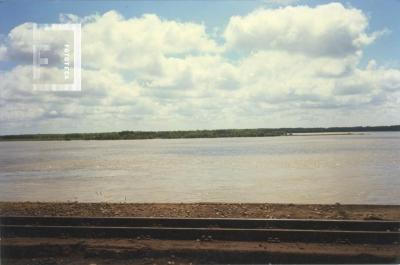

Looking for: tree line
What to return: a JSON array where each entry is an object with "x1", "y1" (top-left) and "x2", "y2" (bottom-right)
[{"x1": 0, "y1": 125, "x2": 399, "y2": 141}]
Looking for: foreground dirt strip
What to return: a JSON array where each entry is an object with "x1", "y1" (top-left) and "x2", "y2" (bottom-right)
[
  {"x1": 2, "y1": 238, "x2": 399, "y2": 264},
  {"x1": 1, "y1": 202, "x2": 400, "y2": 220},
  {"x1": 1, "y1": 203, "x2": 399, "y2": 264}
]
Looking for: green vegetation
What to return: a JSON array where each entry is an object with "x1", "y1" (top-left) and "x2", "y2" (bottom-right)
[
  {"x1": 0, "y1": 125, "x2": 399, "y2": 141},
  {"x1": 0, "y1": 129, "x2": 285, "y2": 141}
]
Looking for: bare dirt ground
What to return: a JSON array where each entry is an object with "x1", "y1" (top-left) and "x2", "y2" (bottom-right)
[
  {"x1": 1, "y1": 202, "x2": 399, "y2": 220},
  {"x1": 1, "y1": 202, "x2": 399, "y2": 264},
  {"x1": 3, "y1": 237, "x2": 399, "y2": 264}
]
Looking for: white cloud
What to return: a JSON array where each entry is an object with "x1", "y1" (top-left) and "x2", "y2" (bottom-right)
[
  {"x1": 0, "y1": 4, "x2": 399, "y2": 134},
  {"x1": 3, "y1": 22, "x2": 75, "y2": 65},
  {"x1": 82, "y1": 11, "x2": 220, "y2": 72},
  {"x1": 224, "y1": 3, "x2": 380, "y2": 57}
]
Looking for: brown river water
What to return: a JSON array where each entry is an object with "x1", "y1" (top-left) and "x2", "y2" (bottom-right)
[{"x1": 0, "y1": 132, "x2": 399, "y2": 204}]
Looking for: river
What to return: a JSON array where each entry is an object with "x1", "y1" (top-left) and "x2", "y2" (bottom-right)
[{"x1": 0, "y1": 132, "x2": 399, "y2": 204}]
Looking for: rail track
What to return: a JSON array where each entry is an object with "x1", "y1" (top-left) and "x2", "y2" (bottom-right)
[{"x1": 1, "y1": 216, "x2": 399, "y2": 244}]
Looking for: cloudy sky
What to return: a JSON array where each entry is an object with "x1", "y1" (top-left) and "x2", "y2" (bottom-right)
[{"x1": 1, "y1": 0, "x2": 400, "y2": 134}]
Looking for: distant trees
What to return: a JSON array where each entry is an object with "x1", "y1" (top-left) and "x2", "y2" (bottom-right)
[{"x1": 0, "y1": 125, "x2": 399, "y2": 141}]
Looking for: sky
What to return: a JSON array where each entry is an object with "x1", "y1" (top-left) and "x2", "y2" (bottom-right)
[{"x1": 0, "y1": 0, "x2": 399, "y2": 134}]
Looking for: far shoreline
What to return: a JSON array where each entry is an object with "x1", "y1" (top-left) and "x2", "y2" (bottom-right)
[
  {"x1": 0, "y1": 132, "x2": 366, "y2": 141},
  {"x1": 0, "y1": 125, "x2": 399, "y2": 141},
  {"x1": 290, "y1": 132, "x2": 365, "y2": 136}
]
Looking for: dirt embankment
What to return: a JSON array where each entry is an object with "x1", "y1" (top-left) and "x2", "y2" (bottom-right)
[{"x1": 1, "y1": 202, "x2": 399, "y2": 220}]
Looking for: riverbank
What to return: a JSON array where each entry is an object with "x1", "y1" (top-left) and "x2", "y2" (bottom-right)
[
  {"x1": 1, "y1": 125, "x2": 399, "y2": 141},
  {"x1": 1, "y1": 202, "x2": 399, "y2": 220}
]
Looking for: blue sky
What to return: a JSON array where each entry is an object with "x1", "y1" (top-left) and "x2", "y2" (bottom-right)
[{"x1": 0, "y1": 0, "x2": 400, "y2": 134}]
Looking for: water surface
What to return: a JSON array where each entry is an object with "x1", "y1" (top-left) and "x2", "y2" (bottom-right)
[{"x1": 0, "y1": 132, "x2": 399, "y2": 204}]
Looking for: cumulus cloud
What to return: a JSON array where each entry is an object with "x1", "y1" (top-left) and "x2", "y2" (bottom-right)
[
  {"x1": 224, "y1": 3, "x2": 381, "y2": 57},
  {"x1": 2, "y1": 22, "x2": 75, "y2": 66},
  {"x1": 0, "y1": 3, "x2": 399, "y2": 134},
  {"x1": 82, "y1": 11, "x2": 220, "y2": 72}
]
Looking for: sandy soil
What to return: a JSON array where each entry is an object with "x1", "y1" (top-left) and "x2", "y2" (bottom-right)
[
  {"x1": 3, "y1": 237, "x2": 399, "y2": 264},
  {"x1": 1, "y1": 202, "x2": 400, "y2": 220},
  {"x1": 2, "y1": 202, "x2": 399, "y2": 264}
]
